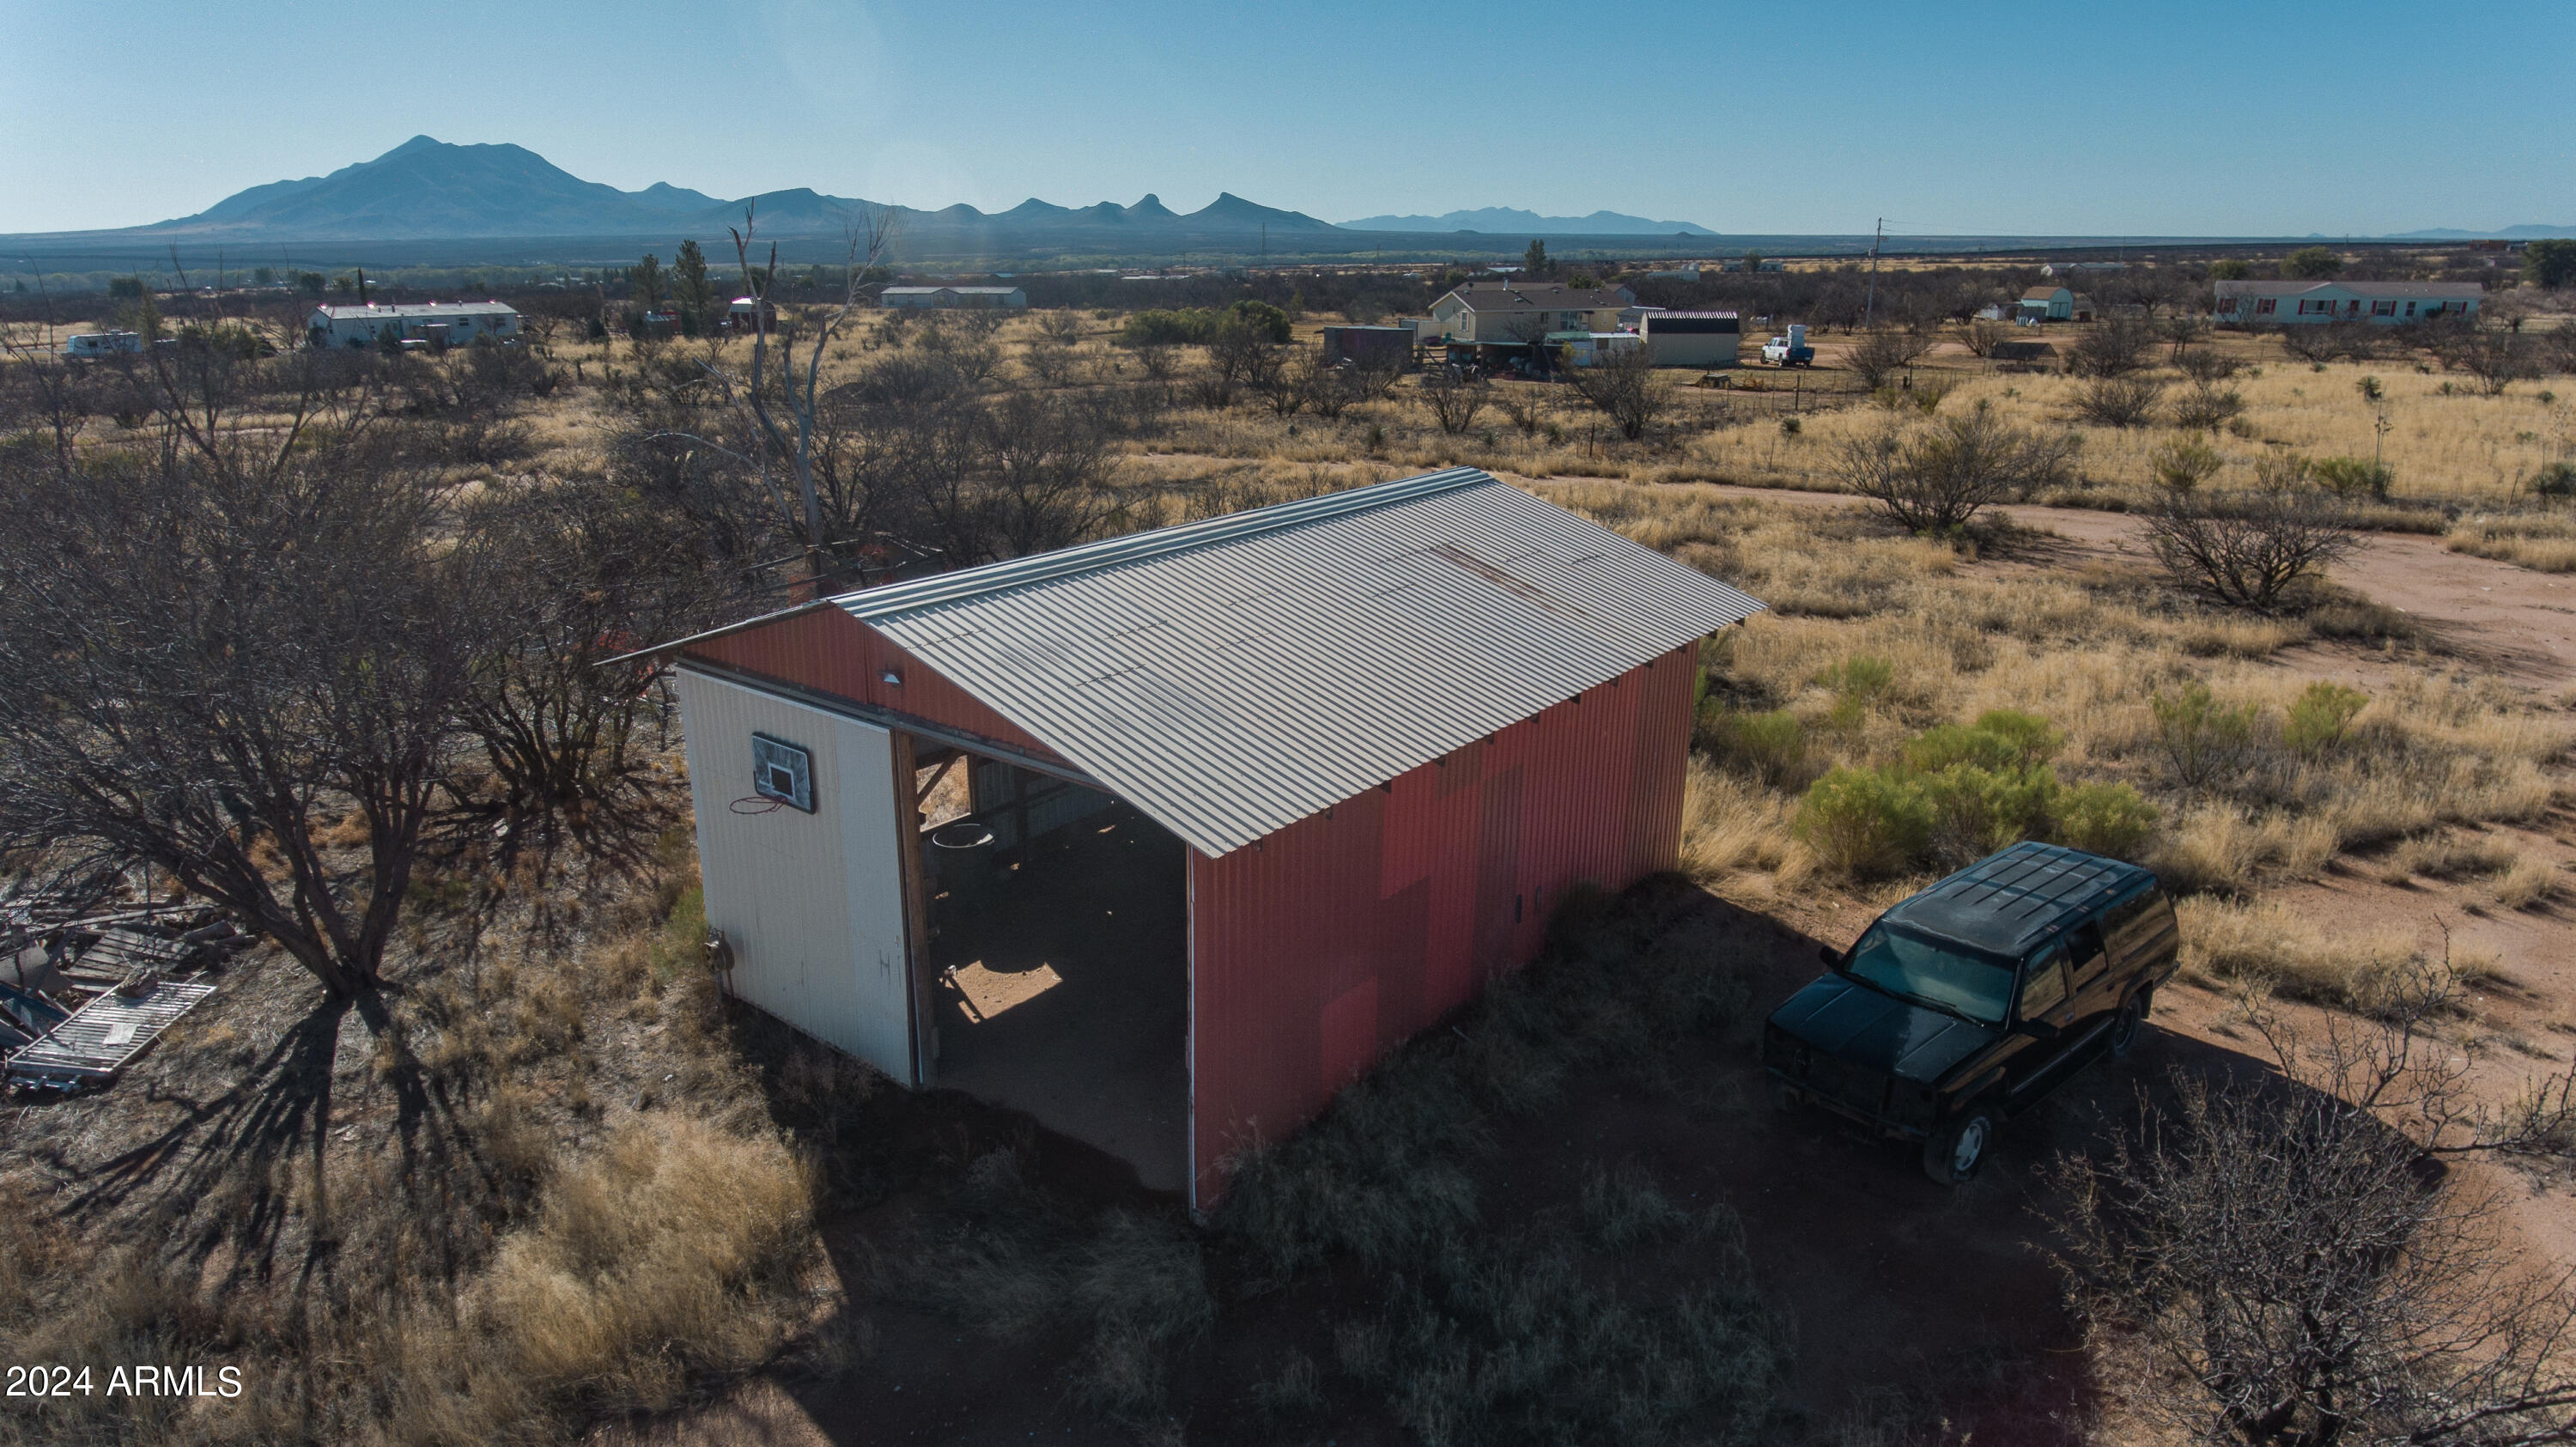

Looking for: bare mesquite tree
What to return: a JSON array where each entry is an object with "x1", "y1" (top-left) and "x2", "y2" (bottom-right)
[
  {"x1": 2439, "y1": 325, "x2": 2538, "y2": 398},
  {"x1": 453, "y1": 475, "x2": 734, "y2": 826},
  {"x1": 1418, "y1": 365, "x2": 1488, "y2": 435},
  {"x1": 728, "y1": 202, "x2": 900, "y2": 587},
  {"x1": 2064, "y1": 316, "x2": 2157, "y2": 378},
  {"x1": 1831, "y1": 400, "x2": 2081, "y2": 532},
  {"x1": 2143, "y1": 485, "x2": 2360, "y2": 612},
  {"x1": 1559, "y1": 345, "x2": 1673, "y2": 441},
  {"x1": 2049, "y1": 961, "x2": 2576, "y2": 1447},
  {"x1": 0, "y1": 348, "x2": 470, "y2": 996},
  {"x1": 1844, "y1": 327, "x2": 1935, "y2": 390}
]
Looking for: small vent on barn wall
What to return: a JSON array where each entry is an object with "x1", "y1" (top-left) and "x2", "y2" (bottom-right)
[{"x1": 750, "y1": 733, "x2": 816, "y2": 813}]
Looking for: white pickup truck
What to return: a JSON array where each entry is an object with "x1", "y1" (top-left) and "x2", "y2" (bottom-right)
[{"x1": 1760, "y1": 324, "x2": 1813, "y2": 368}]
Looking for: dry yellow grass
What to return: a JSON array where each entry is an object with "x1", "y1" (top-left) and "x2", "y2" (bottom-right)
[
  {"x1": 2494, "y1": 856, "x2": 2566, "y2": 909},
  {"x1": 2174, "y1": 896, "x2": 2431, "y2": 1014},
  {"x1": 1536, "y1": 483, "x2": 2568, "y2": 899},
  {"x1": 2446, "y1": 513, "x2": 2576, "y2": 573},
  {"x1": 1669, "y1": 339, "x2": 2574, "y2": 505}
]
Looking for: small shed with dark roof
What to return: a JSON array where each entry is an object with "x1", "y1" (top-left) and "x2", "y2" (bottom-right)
[{"x1": 642, "y1": 468, "x2": 1762, "y2": 1207}]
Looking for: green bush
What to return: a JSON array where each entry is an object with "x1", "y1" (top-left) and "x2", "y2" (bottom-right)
[
  {"x1": 2151, "y1": 682, "x2": 2259, "y2": 787},
  {"x1": 1919, "y1": 763, "x2": 2060, "y2": 868},
  {"x1": 1905, "y1": 709, "x2": 2062, "y2": 772},
  {"x1": 2530, "y1": 460, "x2": 2576, "y2": 502},
  {"x1": 1704, "y1": 708, "x2": 1807, "y2": 787},
  {"x1": 1796, "y1": 710, "x2": 2158, "y2": 876},
  {"x1": 1820, "y1": 654, "x2": 1896, "y2": 729},
  {"x1": 1797, "y1": 767, "x2": 1933, "y2": 877},
  {"x1": 2311, "y1": 455, "x2": 2393, "y2": 500},
  {"x1": 2283, "y1": 681, "x2": 2368, "y2": 756},
  {"x1": 2281, "y1": 246, "x2": 2344, "y2": 280},
  {"x1": 2052, "y1": 781, "x2": 2160, "y2": 859},
  {"x1": 1119, "y1": 298, "x2": 1292, "y2": 349}
]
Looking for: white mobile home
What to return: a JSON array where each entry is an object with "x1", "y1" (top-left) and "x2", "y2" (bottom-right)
[
  {"x1": 2214, "y1": 280, "x2": 2482, "y2": 325},
  {"x1": 307, "y1": 302, "x2": 520, "y2": 349},
  {"x1": 64, "y1": 331, "x2": 145, "y2": 358},
  {"x1": 880, "y1": 286, "x2": 1029, "y2": 309}
]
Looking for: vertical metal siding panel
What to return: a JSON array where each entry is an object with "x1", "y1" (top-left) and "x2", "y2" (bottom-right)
[
  {"x1": 1190, "y1": 654, "x2": 1701, "y2": 1205},
  {"x1": 685, "y1": 607, "x2": 1067, "y2": 763},
  {"x1": 674, "y1": 672, "x2": 915, "y2": 1079}
]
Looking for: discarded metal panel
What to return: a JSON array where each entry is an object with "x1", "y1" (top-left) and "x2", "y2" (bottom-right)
[{"x1": 6, "y1": 981, "x2": 216, "y2": 1090}]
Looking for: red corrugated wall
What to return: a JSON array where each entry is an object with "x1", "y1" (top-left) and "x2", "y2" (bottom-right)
[
  {"x1": 1188, "y1": 641, "x2": 1699, "y2": 1205},
  {"x1": 683, "y1": 606, "x2": 1069, "y2": 766}
]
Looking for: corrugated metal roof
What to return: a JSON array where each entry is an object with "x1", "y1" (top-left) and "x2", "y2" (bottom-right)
[
  {"x1": 832, "y1": 468, "x2": 1763, "y2": 856},
  {"x1": 7, "y1": 982, "x2": 216, "y2": 1087},
  {"x1": 310, "y1": 302, "x2": 518, "y2": 319},
  {"x1": 2213, "y1": 279, "x2": 2484, "y2": 299}
]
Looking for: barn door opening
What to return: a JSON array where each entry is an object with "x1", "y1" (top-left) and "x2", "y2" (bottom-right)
[{"x1": 909, "y1": 745, "x2": 1190, "y2": 1194}]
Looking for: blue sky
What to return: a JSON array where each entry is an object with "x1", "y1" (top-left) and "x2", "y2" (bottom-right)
[{"x1": 3, "y1": 0, "x2": 2567, "y2": 236}]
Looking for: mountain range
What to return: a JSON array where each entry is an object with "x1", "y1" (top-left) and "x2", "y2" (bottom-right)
[
  {"x1": 1340, "y1": 207, "x2": 1716, "y2": 235},
  {"x1": 70, "y1": 137, "x2": 1343, "y2": 244},
  {"x1": 2381, "y1": 224, "x2": 2574, "y2": 240}
]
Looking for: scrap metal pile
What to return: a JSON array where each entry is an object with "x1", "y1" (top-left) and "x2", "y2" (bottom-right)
[{"x1": 2, "y1": 879, "x2": 245, "y2": 1093}]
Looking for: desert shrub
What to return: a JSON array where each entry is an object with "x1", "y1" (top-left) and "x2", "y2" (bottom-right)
[
  {"x1": 2283, "y1": 681, "x2": 2369, "y2": 756},
  {"x1": 1832, "y1": 401, "x2": 2081, "y2": 532},
  {"x1": 1798, "y1": 766, "x2": 1935, "y2": 877},
  {"x1": 1701, "y1": 708, "x2": 1807, "y2": 786},
  {"x1": 1801, "y1": 710, "x2": 2158, "y2": 876},
  {"x1": 2063, "y1": 319, "x2": 2155, "y2": 379},
  {"x1": 1823, "y1": 653, "x2": 1898, "y2": 727},
  {"x1": 2171, "y1": 380, "x2": 2245, "y2": 429},
  {"x1": 1560, "y1": 346, "x2": 1675, "y2": 440},
  {"x1": 2535, "y1": 460, "x2": 2576, "y2": 502},
  {"x1": 1917, "y1": 762, "x2": 2060, "y2": 869},
  {"x1": 2072, "y1": 374, "x2": 2165, "y2": 428},
  {"x1": 2150, "y1": 435, "x2": 2225, "y2": 493},
  {"x1": 2311, "y1": 454, "x2": 2394, "y2": 500},
  {"x1": 2150, "y1": 681, "x2": 2260, "y2": 787},
  {"x1": 1844, "y1": 327, "x2": 1935, "y2": 390},
  {"x1": 2143, "y1": 487, "x2": 2360, "y2": 611},
  {"x1": 2053, "y1": 781, "x2": 2160, "y2": 860},
  {"x1": 1418, "y1": 366, "x2": 1487, "y2": 435},
  {"x1": 1904, "y1": 709, "x2": 2063, "y2": 771}
]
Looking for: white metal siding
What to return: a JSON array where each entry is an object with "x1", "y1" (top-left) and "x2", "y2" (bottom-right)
[{"x1": 676, "y1": 670, "x2": 916, "y2": 1081}]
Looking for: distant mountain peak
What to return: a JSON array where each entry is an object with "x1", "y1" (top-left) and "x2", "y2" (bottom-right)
[
  {"x1": 1341, "y1": 205, "x2": 1716, "y2": 236},
  {"x1": 76, "y1": 137, "x2": 1366, "y2": 246}
]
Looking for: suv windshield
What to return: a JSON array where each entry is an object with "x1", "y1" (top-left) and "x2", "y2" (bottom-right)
[{"x1": 1842, "y1": 922, "x2": 2014, "y2": 1024}]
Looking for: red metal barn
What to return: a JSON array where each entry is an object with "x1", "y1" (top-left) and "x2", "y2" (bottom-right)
[{"x1": 647, "y1": 468, "x2": 1762, "y2": 1210}]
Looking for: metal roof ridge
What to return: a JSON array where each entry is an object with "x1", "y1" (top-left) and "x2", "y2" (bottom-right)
[{"x1": 837, "y1": 467, "x2": 1498, "y2": 621}]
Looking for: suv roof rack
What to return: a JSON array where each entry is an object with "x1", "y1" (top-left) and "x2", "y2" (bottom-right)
[{"x1": 1887, "y1": 842, "x2": 2154, "y2": 959}]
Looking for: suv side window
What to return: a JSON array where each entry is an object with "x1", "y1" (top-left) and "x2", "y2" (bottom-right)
[
  {"x1": 2068, "y1": 921, "x2": 2110, "y2": 985},
  {"x1": 2019, "y1": 945, "x2": 2069, "y2": 1021},
  {"x1": 2101, "y1": 888, "x2": 2176, "y2": 963}
]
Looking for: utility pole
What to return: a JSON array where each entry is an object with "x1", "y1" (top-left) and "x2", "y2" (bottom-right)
[{"x1": 1862, "y1": 217, "x2": 1883, "y2": 330}]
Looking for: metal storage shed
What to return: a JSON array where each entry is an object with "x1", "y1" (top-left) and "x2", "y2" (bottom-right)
[{"x1": 648, "y1": 468, "x2": 1763, "y2": 1208}]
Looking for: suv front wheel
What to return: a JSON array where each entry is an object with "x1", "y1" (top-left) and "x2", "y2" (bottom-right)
[{"x1": 1922, "y1": 1104, "x2": 1998, "y2": 1187}]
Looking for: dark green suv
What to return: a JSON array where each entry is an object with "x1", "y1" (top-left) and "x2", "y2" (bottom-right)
[{"x1": 1763, "y1": 842, "x2": 2180, "y2": 1185}]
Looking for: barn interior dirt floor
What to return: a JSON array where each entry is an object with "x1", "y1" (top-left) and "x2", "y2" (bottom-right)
[{"x1": 927, "y1": 806, "x2": 1192, "y2": 1193}]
